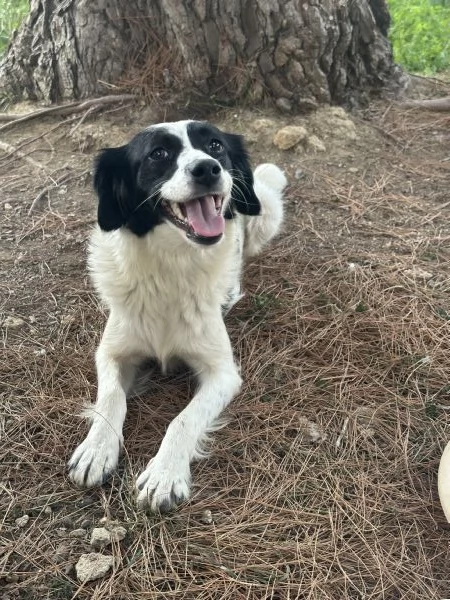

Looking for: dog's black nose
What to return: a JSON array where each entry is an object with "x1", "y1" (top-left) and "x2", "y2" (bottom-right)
[{"x1": 190, "y1": 160, "x2": 221, "y2": 187}]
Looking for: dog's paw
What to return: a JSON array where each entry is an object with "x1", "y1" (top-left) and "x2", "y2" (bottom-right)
[
  {"x1": 254, "y1": 163, "x2": 287, "y2": 193},
  {"x1": 68, "y1": 430, "x2": 121, "y2": 488},
  {"x1": 135, "y1": 457, "x2": 191, "y2": 512}
]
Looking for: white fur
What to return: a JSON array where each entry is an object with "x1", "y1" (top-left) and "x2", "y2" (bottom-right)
[{"x1": 68, "y1": 130, "x2": 286, "y2": 511}]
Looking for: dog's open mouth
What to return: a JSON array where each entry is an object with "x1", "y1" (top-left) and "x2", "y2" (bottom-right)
[{"x1": 161, "y1": 194, "x2": 225, "y2": 245}]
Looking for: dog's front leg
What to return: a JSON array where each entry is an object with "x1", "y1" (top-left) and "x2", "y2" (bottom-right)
[
  {"x1": 136, "y1": 332, "x2": 241, "y2": 512},
  {"x1": 68, "y1": 318, "x2": 137, "y2": 487}
]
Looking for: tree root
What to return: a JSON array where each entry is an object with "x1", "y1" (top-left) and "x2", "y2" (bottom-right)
[
  {"x1": 399, "y1": 97, "x2": 450, "y2": 111},
  {"x1": 0, "y1": 94, "x2": 137, "y2": 133}
]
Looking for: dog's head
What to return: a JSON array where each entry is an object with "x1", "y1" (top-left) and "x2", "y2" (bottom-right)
[{"x1": 93, "y1": 120, "x2": 261, "y2": 245}]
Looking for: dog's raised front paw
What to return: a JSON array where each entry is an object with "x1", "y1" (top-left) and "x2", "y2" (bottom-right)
[
  {"x1": 136, "y1": 457, "x2": 191, "y2": 512},
  {"x1": 68, "y1": 430, "x2": 121, "y2": 488}
]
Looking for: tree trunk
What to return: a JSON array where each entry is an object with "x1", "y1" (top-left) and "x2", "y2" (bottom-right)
[{"x1": 0, "y1": 0, "x2": 395, "y2": 110}]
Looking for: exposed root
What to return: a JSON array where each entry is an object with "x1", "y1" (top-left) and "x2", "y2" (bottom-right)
[{"x1": 0, "y1": 94, "x2": 137, "y2": 133}]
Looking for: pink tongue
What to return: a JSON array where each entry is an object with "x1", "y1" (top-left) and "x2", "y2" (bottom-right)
[{"x1": 183, "y1": 195, "x2": 224, "y2": 237}]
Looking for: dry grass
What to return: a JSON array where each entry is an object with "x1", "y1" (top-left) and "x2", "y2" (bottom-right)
[
  {"x1": 2, "y1": 241, "x2": 449, "y2": 599},
  {"x1": 1, "y1": 100, "x2": 450, "y2": 599}
]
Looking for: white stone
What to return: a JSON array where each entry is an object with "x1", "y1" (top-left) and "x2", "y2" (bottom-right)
[
  {"x1": 201, "y1": 509, "x2": 213, "y2": 524},
  {"x1": 75, "y1": 553, "x2": 114, "y2": 582},
  {"x1": 90, "y1": 525, "x2": 126, "y2": 548},
  {"x1": 15, "y1": 514, "x2": 30, "y2": 527},
  {"x1": 90, "y1": 527, "x2": 111, "y2": 548},
  {"x1": 4, "y1": 316, "x2": 25, "y2": 329}
]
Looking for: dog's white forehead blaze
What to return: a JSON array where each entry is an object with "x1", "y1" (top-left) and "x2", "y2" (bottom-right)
[
  {"x1": 147, "y1": 120, "x2": 211, "y2": 165},
  {"x1": 145, "y1": 120, "x2": 195, "y2": 145}
]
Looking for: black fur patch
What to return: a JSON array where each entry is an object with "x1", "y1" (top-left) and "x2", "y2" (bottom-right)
[{"x1": 94, "y1": 130, "x2": 183, "y2": 236}]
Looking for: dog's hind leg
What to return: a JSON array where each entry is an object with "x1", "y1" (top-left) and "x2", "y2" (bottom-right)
[
  {"x1": 244, "y1": 163, "x2": 287, "y2": 258},
  {"x1": 68, "y1": 316, "x2": 139, "y2": 488}
]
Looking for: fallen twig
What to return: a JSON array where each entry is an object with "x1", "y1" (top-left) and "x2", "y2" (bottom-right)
[
  {"x1": 0, "y1": 94, "x2": 137, "y2": 133},
  {"x1": 335, "y1": 417, "x2": 349, "y2": 450}
]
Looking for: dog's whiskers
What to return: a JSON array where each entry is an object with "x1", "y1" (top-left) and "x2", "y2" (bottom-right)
[{"x1": 130, "y1": 187, "x2": 163, "y2": 215}]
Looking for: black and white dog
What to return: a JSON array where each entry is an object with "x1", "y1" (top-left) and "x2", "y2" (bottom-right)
[{"x1": 68, "y1": 120, "x2": 286, "y2": 511}]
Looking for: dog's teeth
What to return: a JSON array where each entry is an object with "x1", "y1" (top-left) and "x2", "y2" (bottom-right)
[{"x1": 172, "y1": 204, "x2": 183, "y2": 220}]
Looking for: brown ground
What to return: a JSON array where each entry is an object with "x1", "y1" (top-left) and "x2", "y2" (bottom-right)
[{"x1": 1, "y1": 80, "x2": 450, "y2": 599}]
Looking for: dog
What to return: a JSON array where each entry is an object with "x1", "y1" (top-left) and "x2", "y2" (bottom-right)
[{"x1": 68, "y1": 120, "x2": 287, "y2": 512}]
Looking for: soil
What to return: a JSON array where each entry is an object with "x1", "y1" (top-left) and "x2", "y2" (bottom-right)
[{"x1": 1, "y1": 78, "x2": 450, "y2": 599}]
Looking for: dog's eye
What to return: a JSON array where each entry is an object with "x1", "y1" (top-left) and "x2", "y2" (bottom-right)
[
  {"x1": 149, "y1": 148, "x2": 169, "y2": 161},
  {"x1": 209, "y1": 139, "x2": 224, "y2": 154}
]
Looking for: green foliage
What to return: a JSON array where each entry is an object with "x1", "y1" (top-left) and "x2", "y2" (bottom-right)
[
  {"x1": 388, "y1": 0, "x2": 450, "y2": 73},
  {"x1": 0, "y1": 0, "x2": 28, "y2": 56}
]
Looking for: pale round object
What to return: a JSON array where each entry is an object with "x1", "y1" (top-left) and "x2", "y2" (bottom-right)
[{"x1": 438, "y1": 440, "x2": 450, "y2": 522}]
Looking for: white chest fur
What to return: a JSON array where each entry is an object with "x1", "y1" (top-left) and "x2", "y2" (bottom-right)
[{"x1": 88, "y1": 219, "x2": 244, "y2": 363}]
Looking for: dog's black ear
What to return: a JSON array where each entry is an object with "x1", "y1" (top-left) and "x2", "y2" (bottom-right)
[
  {"x1": 225, "y1": 133, "x2": 261, "y2": 216},
  {"x1": 93, "y1": 146, "x2": 134, "y2": 231}
]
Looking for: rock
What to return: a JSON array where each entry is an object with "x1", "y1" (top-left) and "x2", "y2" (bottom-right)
[
  {"x1": 80, "y1": 495, "x2": 96, "y2": 507},
  {"x1": 275, "y1": 97, "x2": 292, "y2": 112},
  {"x1": 15, "y1": 514, "x2": 29, "y2": 528},
  {"x1": 44, "y1": 506, "x2": 52, "y2": 516},
  {"x1": 75, "y1": 553, "x2": 114, "y2": 583},
  {"x1": 90, "y1": 528, "x2": 111, "y2": 549},
  {"x1": 4, "y1": 203, "x2": 12, "y2": 210},
  {"x1": 306, "y1": 135, "x2": 326, "y2": 152},
  {"x1": 200, "y1": 510, "x2": 213, "y2": 525},
  {"x1": 90, "y1": 525, "x2": 127, "y2": 548},
  {"x1": 309, "y1": 106, "x2": 357, "y2": 141},
  {"x1": 4, "y1": 316, "x2": 25, "y2": 329},
  {"x1": 273, "y1": 125, "x2": 308, "y2": 150},
  {"x1": 294, "y1": 169, "x2": 305, "y2": 180},
  {"x1": 80, "y1": 519, "x2": 91, "y2": 530},
  {"x1": 59, "y1": 516, "x2": 74, "y2": 529},
  {"x1": 69, "y1": 528, "x2": 87, "y2": 539}
]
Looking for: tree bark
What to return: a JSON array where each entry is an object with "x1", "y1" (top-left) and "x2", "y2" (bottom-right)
[{"x1": 0, "y1": 0, "x2": 395, "y2": 109}]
